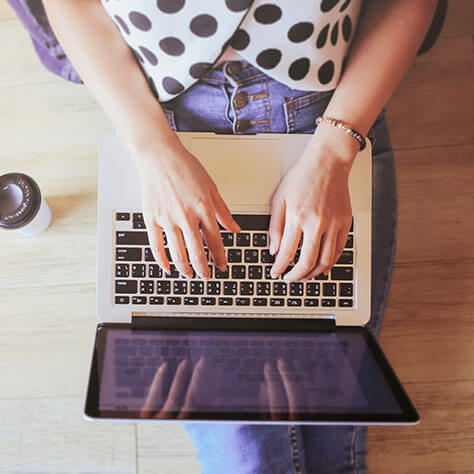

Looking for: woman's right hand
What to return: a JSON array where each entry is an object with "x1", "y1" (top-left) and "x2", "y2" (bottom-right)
[{"x1": 135, "y1": 141, "x2": 240, "y2": 279}]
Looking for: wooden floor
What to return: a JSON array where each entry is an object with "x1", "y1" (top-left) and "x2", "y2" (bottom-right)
[{"x1": 0, "y1": 2, "x2": 472, "y2": 473}]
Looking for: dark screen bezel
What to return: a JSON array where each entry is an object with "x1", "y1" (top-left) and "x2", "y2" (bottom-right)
[{"x1": 84, "y1": 321, "x2": 419, "y2": 424}]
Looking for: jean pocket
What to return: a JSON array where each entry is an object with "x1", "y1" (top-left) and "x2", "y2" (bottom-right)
[
  {"x1": 162, "y1": 107, "x2": 177, "y2": 132},
  {"x1": 283, "y1": 90, "x2": 334, "y2": 133}
]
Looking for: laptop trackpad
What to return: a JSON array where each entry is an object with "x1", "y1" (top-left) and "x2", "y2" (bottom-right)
[{"x1": 190, "y1": 137, "x2": 281, "y2": 209}]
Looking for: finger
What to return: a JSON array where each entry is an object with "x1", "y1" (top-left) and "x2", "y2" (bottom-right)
[
  {"x1": 277, "y1": 358, "x2": 306, "y2": 421},
  {"x1": 268, "y1": 197, "x2": 285, "y2": 256},
  {"x1": 156, "y1": 359, "x2": 192, "y2": 418},
  {"x1": 309, "y1": 226, "x2": 339, "y2": 278},
  {"x1": 283, "y1": 226, "x2": 323, "y2": 282},
  {"x1": 211, "y1": 186, "x2": 241, "y2": 233},
  {"x1": 139, "y1": 362, "x2": 167, "y2": 418},
  {"x1": 164, "y1": 225, "x2": 193, "y2": 278},
  {"x1": 180, "y1": 222, "x2": 211, "y2": 279},
  {"x1": 180, "y1": 358, "x2": 208, "y2": 415},
  {"x1": 143, "y1": 214, "x2": 169, "y2": 273},
  {"x1": 270, "y1": 220, "x2": 301, "y2": 279},
  {"x1": 263, "y1": 360, "x2": 287, "y2": 421},
  {"x1": 200, "y1": 211, "x2": 227, "y2": 272}
]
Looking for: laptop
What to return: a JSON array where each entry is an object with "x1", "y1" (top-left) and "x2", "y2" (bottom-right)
[{"x1": 84, "y1": 132, "x2": 419, "y2": 425}]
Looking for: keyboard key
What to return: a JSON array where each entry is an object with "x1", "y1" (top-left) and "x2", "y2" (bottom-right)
[
  {"x1": 223, "y1": 281, "x2": 237, "y2": 295},
  {"x1": 133, "y1": 212, "x2": 143, "y2": 221},
  {"x1": 149, "y1": 296, "x2": 164, "y2": 305},
  {"x1": 116, "y1": 212, "x2": 130, "y2": 221},
  {"x1": 345, "y1": 234, "x2": 354, "y2": 248},
  {"x1": 323, "y1": 283, "x2": 337, "y2": 297},
  {"x1": 218, "y1": 297, "x2": 233, "y2": 305},
  {"x1": 339, "y1": 283, "x2": 353, "y2": 297},
  {"x1": 228, "y1": 249, "x2": 242, "y2": 263},
  {"x1": 190, "y1": 281, "x2": 204, "y2": 295},
  {"x1": 240, "y1": 282, "x2": 254, "y2": 295},
  {"x1": 184, "y1": 297, "x2": 199, "y2": 305},
  {"x1": 173, "y1": 281, "x2": 188, "y2": 294},
  {"x1": 115, "y1": 296, "x2": 130, "y2": 304},
  {"x1": 270, "y1": 298, "x2": 285, "y2": 306},
  {"x1": 167, "y1": 296, "x2": 182, "y2": 305},
  {"x1": 336, "y1": 250, "x2": 353, "y2": 265},
  {"x1": 253, "y1": 297, "x2": 268, "y2": 306},
  {"x1": 256, "y1": 282, "x2": 270, "y2": 296},
  {"x1": 232, "y1": 266, "x2": 246, "y2": 279},
  {"x1": 132, "y1": 264, "x2": 146, "y2": 278},
  {"x1": 304, "y1": 298, "x2": 319, "y2": 307},
  {"x1": 314, "y1": 273, "x2": 328, "y2": 281},
  {"x1": 306, "y1": 282, "x2": 320, "y2": 296},
  {"x1": 214, "y1": 267, "x2": 229, "y2": 279},
  {"x1": 331, "y1": 267, "x2": 353, "y2": 281},
  {"x1": 339, "y1": 299, "x2": 353, "y2": 307},
  {"x1": 289, "y1": 282, "x2": 303, "y2": 296},
  {"x1": 144, "y1": 248, "x2": 155, "y2": 262},
  {"x1": 132, "y1": 296, "x2": 147, "y2": 304},
  {"x1": 133, "y1": 221, "x2": 146, "y2": 229},
  {"x1": 287, "y1": 298, "x2": 302, "y2": 306},
  {"x1": 350, "y1": 217, "x2": 354, "y2": 232},
  {"x1": 116, "y1": 231, "x2": 149, "y2": 246},
  {"x1": 140, "y1": 280, "x2": 154, "y2": 294},
  {"x1": 165, "y1": 264, "x2": 180, "y2": 278},
  {"x1": 265, "y1": 265, "x2": 273, "y2": 279},
  {"x1": 201, "y1": 297, "x2": 216, "y2": 305},
  {"x1": 236, "y1": 297, "x2": 250, "y2": 306},
  {"x1": 206, "y1": 282, "x2": 221, "y2": 295},
  {"x1": 273, "y1": 282, "x2": 287, "y2": 296},
  {"x1": 115, "y1": 280, "x2": 137, "y2": 294},
  {"x1": 115, "y1": 264, "x2": 129, "y2": 278},
  {"x1": 261, "y1": 249, "x2": 275, "y2": 264},
  {"x1": 221, "y1": 232, "x2": 234, "y2": 246},
  {"x1": 149, "y1": 264, "x2": 162, "y2": 278},
  {"x1": 252, "y1": 233, "x2": 267, "y2": 247},
  {"x1": 248, "y1": 265, "x2": 262, "y2": 279},
  {"x1": 156, "y1": 281, "x2": 171, "y2": 294},
  {"x1": 116, "y1": 248, "x2": 141, "y2": 261},
  {"x1": 244, "y1": 249, "x2": 259, "y2": 263},
  {"x1": 236, "y1": 233, "x2": 250, "y2": 246},
  {"x1": 322, "y1": 298, "x2": 336, "y2": 307}
]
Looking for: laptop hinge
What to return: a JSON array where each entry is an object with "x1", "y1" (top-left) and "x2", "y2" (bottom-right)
[{"x1": 131, "y1": 313, "x2": 336, "y2": 332}]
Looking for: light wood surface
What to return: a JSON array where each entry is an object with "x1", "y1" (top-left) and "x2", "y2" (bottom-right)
[{"x1": 0, "y1": 1, "x2": 472, "y2": 472}]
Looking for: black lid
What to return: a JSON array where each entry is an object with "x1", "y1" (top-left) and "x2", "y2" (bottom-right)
[{"x1": 0, "y1": 173, "x2": 41, "y2": 229}]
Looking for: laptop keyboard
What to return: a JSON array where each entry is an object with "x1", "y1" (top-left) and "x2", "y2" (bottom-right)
[{"x1": 114, "y1": 213, "x2": 355, "y2": 310}]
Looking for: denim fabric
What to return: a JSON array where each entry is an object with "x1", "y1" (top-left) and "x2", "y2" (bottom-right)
[{"x1": 162, "y1": 61, "x2": 397, "y2": 474}]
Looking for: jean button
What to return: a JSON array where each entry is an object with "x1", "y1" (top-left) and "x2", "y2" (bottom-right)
[
  {"x1": 233, "y1": 91, "x2": 248, "y2": 109},
  {"x1": 235, "y1": 120, "x2": 251, "y2": 133}
]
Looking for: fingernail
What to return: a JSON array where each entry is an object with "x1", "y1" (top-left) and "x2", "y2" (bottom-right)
[{"x1": 217, "y1": 263, "x2": 227, "y2": 272}]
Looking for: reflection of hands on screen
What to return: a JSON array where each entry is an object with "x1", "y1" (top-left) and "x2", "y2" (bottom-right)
[
  {"x1": 139, "y1": 357, "x2": 221, "y2": 419},
  {"x1": 259, "y1": 358, "x2": 314, "y2": 421}
]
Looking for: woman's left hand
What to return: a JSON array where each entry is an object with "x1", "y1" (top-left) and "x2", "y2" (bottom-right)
[{"x1": 269, "y1": 131, "x2": 358, "y2": 282}]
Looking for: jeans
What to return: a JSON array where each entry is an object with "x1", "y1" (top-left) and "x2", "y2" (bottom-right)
[{"x1": 161, "y1": 61, "x2": 397, "y2": 474}]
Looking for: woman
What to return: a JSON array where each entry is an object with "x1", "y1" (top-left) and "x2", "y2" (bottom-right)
[{"x1": 16, "y1": 0, "x2": 437, "y2": 472}]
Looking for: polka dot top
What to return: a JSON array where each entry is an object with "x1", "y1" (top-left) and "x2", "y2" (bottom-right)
[{"x1": 101, "y1": 0, "x2": 362, "y2": 102}]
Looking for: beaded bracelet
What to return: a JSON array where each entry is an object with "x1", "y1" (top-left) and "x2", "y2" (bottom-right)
[{"x1": 315, "y1": 116, "x2": 367, "y2": 151}]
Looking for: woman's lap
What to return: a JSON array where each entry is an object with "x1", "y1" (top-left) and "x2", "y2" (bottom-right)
[{"x1": 161, "y1": 61, "x2": 397, "y2": 474}]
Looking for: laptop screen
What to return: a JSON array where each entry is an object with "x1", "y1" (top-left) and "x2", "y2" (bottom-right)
[{"x1": 85, "y1": 324, "x2": 418, "y2": 424}]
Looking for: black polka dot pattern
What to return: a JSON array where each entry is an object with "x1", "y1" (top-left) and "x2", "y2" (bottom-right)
[
  {"x1": 114, "y1": 15, "x2": 130, "y2": 35},
  {"x1": 162, "y1": 76, "x2": 184, "y2": 94},
  {"x1": 129, "y1": 11, "x2": 152, "y2": 31},
  {"x1": 288, "y1": 22, "x2": 314, "y2": 43},
  {"x1": 289, "y1": 57, "x2": 310, "y2": 80},
  {"x1": 139, "y1": 46, "x2": 158, "y2": 65},
  {"x1": 256, "y1": 48, "x2": 282, "y2": 69},
  {"x1": 190, "y1": 14, "x2": 218, "y2": 38},
  {"x1": 100, "y1": 0, "x2": 362, "y2": 101},
  {"x1": 189, "y1": 62, "x2": 213, "y2": 79},
  {"x1": 254, "y1": 4, "x2": 282, "y2": 24},
  {"x1": 318, "y1": 60, "x2": 335, "y2": 84},
  {"x1": 230, "y1": 29, "x2": 250, "y2": 50},
  {"x1": 157, "y1": 0, "x2": 185, "y2": 14},
  {"x1": 342, "y1": 15, "x2": 352, "y2": 42},
  {"x1": 159, "y1": 37, "x2": 185, "y2": 56},
  {"x1": 225, "y1": 0, "x2": 253, "y2": 12}
]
